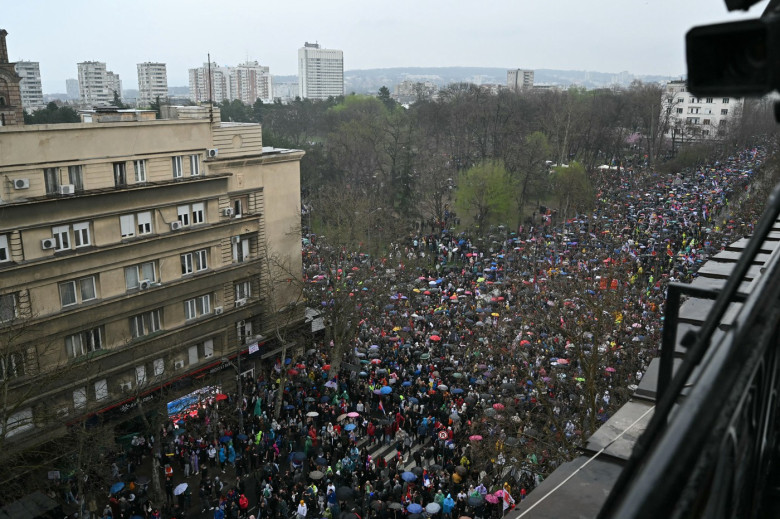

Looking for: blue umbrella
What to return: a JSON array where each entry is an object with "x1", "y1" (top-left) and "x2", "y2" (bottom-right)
[
  {"x1": 407, "y1": 503, "x2": 423, "y2": 513},
  {"x1": 344, "y1": 423, "x2": 357, "y2": 431},
  {"x1": 220, "y1": 435, "x2": 232, "y2": 443},
  {"x1": 321, "y1": 396, "x2": 331, "y2": 403},
  {"x1": 110, "y1": 482, "x2": 125, "y2": 494},
  {"x1": 401, "y1": 472, "x2": 417, "y2": 482},
  {"x1": 292, "y1": 451, "x2": 306, "y2": 462},
  {"x1": 409, "y1": 397, "x2": 419, "y2": 404},
  {"x1": 402, "y1": 381, "x2": 412, "y2": 387},
  {"x1": 284, "y1": 404, "x2": 295, "y2": 410},
  {"x1": 237, "y1": 433, "x2": 248, "y2": 441},
  {"x1": 380, "y1": 386, "x2": 392, "y2": 394},
  {"x1": 451, "y1": 388, "x2": 464, "y2": 394}
]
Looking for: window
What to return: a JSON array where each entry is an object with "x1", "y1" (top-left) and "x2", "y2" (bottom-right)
[
  {"x1": 59, "y1": 276, "x2": 97, "y2": 307},
  {"x1": 177, "y1": 205, "x2": 190, "y2": 226},
  {"x1": 689, "y1": 97, "x2": 695, "y2": 103},
  {"x1": 44, "y1": 167, "x2": 59, "y2": 194},
  {"x1": 723, "y1": 97, "x2": 730, "y2": 104},
  {"x1": 203, "y1": 339, "x2": 214, "y2": 359},
  {"x1": 706, "y1": 97, "x2": 713, "y2": 103},
  {"x1": 190, "y1": 155, "x2": 200, "y2": 176},
  {"x1": 95, "y1": 379, "x2": 108, "y2": 401},
  {"x1": 184, "y1": 294, "x2": 211, "y2": 320},
  {"x1": 232, "y1": 237, "x2": 250, "y2": 263},
  {"x1": 178, "y1": 203, "x2": 206, "y2": 226},
  {"x1": 231, "y1": 195, "x2": 248, "y2": 217},
  {"x1": 73, "y1": 222, "x2": 91, "y2": 248},
  {"x1": 720, "y1": 120, "x2": 728, "y2": 127},
  {"x1": 0, "y1": 293, "x2": 17, "y2": 322},
  {"x1": 703, "y1": 119, "x2": 711, "y2": 125},
  {"x1": 4, "y1": 408, "x2": 33, "y2": 437},
  {"x1": 235, "y1": 280, "x2": 251, "y2": 300},
  {"x1": 192, "y1": 202, "x2": 205, "y2": 224},
  {"x1": 134, "y1": 160, "x2": 147, "y2": 182},
  {"x1": 703, "y1": 130, "x2": 710, "y2": 136},
  {"x1": 237, "y1": 319, "x2": 252, "y2": 344},
  {"x1": 172, "y1": 156, "x2": 183, "y2": 178},
  {"x1": 0, "y1": 351, "x2": 25, "y2": 381},
  {"x1": 676, "y1": 97, "x2": 683, "y2": 103},
  {"x1": 153, "y1": 358, "x2": 164, "y2": 376},
  {"x1": 113, "y1": 162, "x2": 127, "y2": 187},
  {"x1": 120, "y1": 211, "x2": 153, "y2": 238},
  {"x1": 181, "y1": 249, "x2": 208, "y2": 275},
  {"x1": 130, "y1": 309, "x2": 162, "y2": 338},
  {"x1": 73, "y1": 387, "x2": 87, "y2": 409},
  {"x1": 721, "y1": 109, "x2": 728, "y2": 115},
  {"x1": 676, "y1": 108, "x2": 683, "y2": 114},
  {"x1": 125, "y1": 261, "x2": 157, "y2": 290},
  {"x1": 688, "y1": 107, "x2": 699, "y2": 114},
  {"x1": 68, "y1": 165, "x2": 84, "y2": 191},
  {"x1": 65, "y1": 327, "x2": 103, "y2": 358},
  {"x1": 136, "y1": 365, "x2": 146, "y2": 386},
  {"x1": 188, "y1": 345, "x2": 198, "y2": 365},
  {"x1": 0, "y1": 234, "x2": 9, "y2": 263}
]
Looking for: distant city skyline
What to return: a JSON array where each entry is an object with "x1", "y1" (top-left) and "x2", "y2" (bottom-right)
[{"x1": 3, "y1": 0, "x2": 766, "y2": 94}]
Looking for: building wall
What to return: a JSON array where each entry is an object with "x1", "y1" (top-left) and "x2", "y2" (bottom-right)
[
  {"x1": 77, "y1": 61, "x2": 121, "y2": 106},
  {"x1": 137, "y1": 62, "x2": 168, "y2": 107},
  {"x1": 663, "y1": 80, "x2": 744, "y2": 143},
  {"x1": 298, "y1": 43, "x2": 344, "y2": 100},
  {"x1": 507, "y1": 69, "x2": 534, "y2": 91},
  {"x1": 14, "y1": 61, "x2": 44, "y2": 112},
  {"x1": 0, "y1": 109, "x2": 304, "y2": 444}
]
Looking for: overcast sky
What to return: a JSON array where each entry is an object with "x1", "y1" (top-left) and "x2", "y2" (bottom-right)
[{"x1": 3, "y1": 0, "x2": 767, "y2": 93}]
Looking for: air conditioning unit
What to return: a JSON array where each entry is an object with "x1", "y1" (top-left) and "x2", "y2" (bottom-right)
[
  {"x1": 223, "y1": 207, "x2": 234, "y2": 217},
  {"x1": 139, "y1": 279, "x2": 152, "y2": 290},
  {"x1": 214, "y1": 306, "x2": 223, "y2": 315},
  {"x1": 207, "y1": 148, "x2": 219, "y2": 158},
  {"x1": 41, "y1": 238, "x2": 57, "y2": 250},
  {"x1": 120, "y1": 381, "x2": 133, "y2": 391},
  {"x1": 170, "y1": 221, "x2": 183, "y2": 231},
  {"x1": 235, "y1": 298, "x2": 247, "y2": 307},
  {"x1": 59, "y1": 184, "x2": 75, "y2": 195},
  {"x1": 231, "y1": 236, "x2": 242, "y2": 244},
  {"x1": 174, "y1": 360, "x2": 185, "y2": 370},
  {"x1": 13, "y1": 178, "x2": 29, "y2": 190}
]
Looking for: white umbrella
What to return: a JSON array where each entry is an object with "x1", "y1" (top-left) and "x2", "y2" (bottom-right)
[
  {"x1": 174, "y1": 483, "x2": 188, "y2": 496},
  {"x1": 307, "y1": 411, "x2": 319, "y2": 417}
]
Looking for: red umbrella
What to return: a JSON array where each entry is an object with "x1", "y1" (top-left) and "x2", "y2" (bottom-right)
[
  {"x1": 519, "y1": 340, "x2": 531, "y2": 346},
  {"x1": 370, "y1": 358, "x2": 381, "y2": 365},
  {"x1": 557, "y1": 359, "x2": 569, "y2": 365},
  {"x1": 469, "y1": 435, "x2": 483, "y2": 441},
  {"x1": 288, "y1": 369, "x2": 299, "y2": 376},
  {"x1": 492, "y1": 403, "x2": 505, "y2": 410},
  {"x1": 215, "y1": 394, "x2": 228, "y2": 401},
  {"x1": 323, "y1": 364, "x2": 331, "y2": 371},
  {"x1": 430, "y1": 335, "x2": 441, "y2": 341}
]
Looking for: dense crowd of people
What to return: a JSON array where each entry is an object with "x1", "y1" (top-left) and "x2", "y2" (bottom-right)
[{"x1": 93, "y1": 144, "x2": 772, "y2": 519}]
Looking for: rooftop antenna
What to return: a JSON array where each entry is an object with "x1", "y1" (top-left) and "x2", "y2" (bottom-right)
[{"x1": 207, "y1": 53, "x2": 213, "y2": 124}]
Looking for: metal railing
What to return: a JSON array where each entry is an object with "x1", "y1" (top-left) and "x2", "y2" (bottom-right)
[{"x1": 597, "y1": 183, "x2": 780, "y2": 518}]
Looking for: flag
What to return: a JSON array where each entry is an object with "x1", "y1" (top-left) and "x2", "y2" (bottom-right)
[
  {"x1": 378, "y1": 400, "x2": 386, "y2": 415},
  {"x1": 503, "y1": 490, "x2": 515, "y2": 511}
]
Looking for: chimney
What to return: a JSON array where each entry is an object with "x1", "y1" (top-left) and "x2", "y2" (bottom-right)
[{"x1": 0, "y1": 29, "x2": 8, "y2": 64}]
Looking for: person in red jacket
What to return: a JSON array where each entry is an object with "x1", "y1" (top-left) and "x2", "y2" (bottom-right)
[{"x1": 367, "y1": 421, "x2": 376, "y2": 444}]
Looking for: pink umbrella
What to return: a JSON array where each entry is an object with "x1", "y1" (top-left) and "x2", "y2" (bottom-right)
[
  {"x1": 469, "y1": 435, "x2": 483, "y2": 441},
  {"x1": 605, "y1": 367, "x2": 616, "y2": 372},
  {"x1": 347, "y1": 412, "x2": 360, "y2": 418},
  {"x1": 492, "y1": 403, "x2": 505, "y2": 410},
  {"x1": 494, "y1": 490, "x2": 505, "y2": 497},
  {"x1": 557, "y1": 359, "x2": 569, "y2": 365},
  {"x1": 485, "y1": 495, "x2": 499, "y2": 504}
]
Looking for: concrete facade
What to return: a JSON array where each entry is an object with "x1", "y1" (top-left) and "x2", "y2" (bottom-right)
[
  {"x1": 298, "y1": 42, "x2": 344, "y2": 100},
  {"x1": 189, "y1": 62, "x2": 229, "y2": 104},
  {"x1": 13, "y1": 61, "x2": 44, "y2": 112},
  {"x1": 0, "y1": 30, "x2": 24, "y2": 126},
  {"x1": 0, "y1": 106, "x2": 304, "y2": 447},
  {"x1": 66, "y1": 79, "x2": 79, "y2": 100},
  {"x1": 137, "y1": 62, "x2": 168, "y2": 107},
  {"x1": 662, "y1": 80, "x2": 744, "y2": 144},
  {"x1": 77, "y1": 61, "x2": 122, "y2": 106},
  {"x1": 507, "y1": 69, "x2": 534, "y2": 91}
]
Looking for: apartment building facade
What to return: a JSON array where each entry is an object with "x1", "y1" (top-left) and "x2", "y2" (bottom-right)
[
  {"x1": 507, "y1": 69, "x2": 534, "y2": 91},
  {"x1": 137, "y1": 62, "x2": 168, "y2": 107},
  {"x1": 298, "y1": 42, "x2": 344, "y2": 100},
  {"x1": 188, "y1": 62, "x2": 229, "y2": 104},
  {"x1": 13, "y1": 60, "x2": 44, "y2": 112},
  {"x1": 0, "y1": 105, "x2": 304, "y2": 446},
  {"x1": 78, "y1": 61, "x2": 122, "y2": 106},
  {"x1": 663, "y1": 80, "x2": 744, "y2": 144}
]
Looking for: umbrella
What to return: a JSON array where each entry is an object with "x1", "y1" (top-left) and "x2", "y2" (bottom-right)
[
  {"x1": 220, "y1": 435, "x2": 232, "y2": 443},
  {"x1": 557, "y1": 359, "x2": 569, "y2": 365},
  {"x1": 371, "y1": 501, "x2": 387, "y2": 511},
  {"x1": 215, "y1": 393, "x2": 228, "y2": 401},
  {"x1": 292, "y1": 451, "x2": 306, "y2": 462},
  {"x1": 411, "y1": 466, "x2": 424, "y2": 476},
  {"x1": 237, "y1": 433, "x2": 248, "y2": 441},
  {"x1": 467, "y1": 495, "x2": 484, "y2": 507},
  {"x1": 307, "y1": 411, "x2": 320, "y2": 417},
  {"x1": 437, "y1": 384, "x2": 449, "y2": 391},
  {"x1": 135, "y1": 476, "x2": 150, "y2": 486},
  {"x1": 321, "y1": 396, "x2": 331, "y2": 403},
  {"x1": 455, "y1": 465, "x2": 467, "y2": 475},
  {"x1": 605, "y1": 367, "x2": 617, "y2": 372},
  {"x1": 347, "y1": 412, "x2": 360, "y2": 417},
  {"x1": 335, "y1": 486, "x2": 353, "y2": 501},
  {"x1": 426, "y1": 503, "x2": 441, "y2": 514},
  {"x1": 380, "y1": 386, "x2": 392, "y2": 394},
  {"x1": 325, "y1": 380, "x2": 337, "y2": 388},
  {"x1": 492, "y1": 403, "x2": 505, "y2": 410},
  {"x1": 315, "y1": 456, "x2": 328, "y2": 465},
  {"x1": 430, "y1": 335, "x2": 441, "y2": 341},
  {"x1": 344, "y1": 423, "x2": 357, "y2": 431},
  {"x1": 451, "y1": 388, "x2": 464, "y2": 394},
  {"x1": 429, "y1": 464, "x2": 443, "y2": 472},
  {"x1": 174, "y1": 483, "x2": 188, "y2": 496},
  {"x1": 407, "y1": 503, "x2": 423, "y2": 514},
  {"x1": 110, "y1": 482, "x2": 125, "y2": 494},
  {"x1": 388, "y1": 502, "x2": 404, "y2": 510},
  {"x1": 401, "y1": 471, "x2": 417, "y2": 482},
  {"x1": 304, "y1": 397, "x2": 316, "y2": 402},
  {"x1": 469, "y1": 435, "x2": 483, "y2": 441},
  {"x1": 310, "y1": 470, "x2": 325, "y2": 480},
  {"x1": 337, "y1": 414, "x2": 348, "y2": 422},
  {"x1": 485, "y1": 495, "x2": 499, "y2": 504}
]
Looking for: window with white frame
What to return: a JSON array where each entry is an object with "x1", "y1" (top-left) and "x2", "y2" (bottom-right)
[
  {"x1": 73, "y1": 222, "x2": 91, "y2": 248},
  {"x1": 125, "y1": 261, "x2": 157, "y2": 290},
  {"x1": 235, "y1": 280, "x2": 251, "y2": 300},
  {"x1": 676, "y1": 108, "x2": 683, "y2": 114},
  {"x1": 177, "y1": 205, "x2": 190, "y2": 226},
  {"x1": 190, "y1": 154, "x2": 200, "y2": 176},
  {"x1": 237, "y1": 319, "x2": 252, "y2": 343},
  {"x1": 723, "y1": 98, "x2": 730, "y2": 104},
  {"x1": 59, "y1": 276, "x2": 97, "y2": 307},
  {"x1": 0, "y1": 234, "x2": 9, "y2": 263},
  {"x1": 120, "y1": 211, "x2": 153, "y2": 238},
  {"x1": 188, "y1": 345, "x2": 198, "y2": 365},
  {"x1": 232, "y1": 236, "x2": 251, "y2": 263},
  {"x1": 134, "y1": 160, "x2": 147, "y2": 183},
  {"x1": 0, "y1": 351, "x2": 25, "y2": 381},
  {"x1": 130, "y1": 308, "x2": 162, "y2": 338},
  {"x1": 181, "y1": 249, "x2": 208, "y2": 275},
  {"x1": 153, "y1": 358, "x2": 164, "y2": 376},
  {"x1": 73, "y1": 387, "x2": 87, "y2": 409},
  {"x1": 172, "y1": 156, "x2": 183, "y2": 178},
  {"x1": 44, "y1": 167, "x2": 60, "y2": 194},
  {"x1": 53, "y1": 225, "x2": 70, "y2": 251},
  {"x1": 184, "y1": 294, "x2": 211, "y2": 320},
  {"x1": 192, "y1": 202, "x2": 205, "y2": 224},
  {"x1": 65, "y1": 327, "x2": 103, "y2": 358},
  {"x1": 4, "y1": 407, "x2": 33, "y2": 437},
  {"x1": 203, "y1": 339, "x2": 214, "y2": 359},
  {"x1": 177, "y1": 203, "x2": 206, "y2": 226},
  {"x1": 94, "y1": 379, "x2": 108, "y2": 401},
  {"x1": 68, "y1": 165, "x2": 84, "y2": 191},
  {"x1": 706, "y1": 97, "x2": 713, "y2": 103},
  {"x1": 721, "y1": 109, "x2": 729, "y2": 115},
  {"x1": 0, "y1": 293, "x2": 17, "y2": 323}
]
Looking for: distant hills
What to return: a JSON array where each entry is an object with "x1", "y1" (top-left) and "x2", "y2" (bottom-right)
[{"x1": 272, "y1": 67, "x2": 680, "y2": 94}]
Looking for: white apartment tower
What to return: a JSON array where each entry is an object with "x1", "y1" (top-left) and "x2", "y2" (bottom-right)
[
  {"x1": 231, "y1": 61, "x2": 272, "y2": 104},
  {"x1": 188, "y1": 62, "x2": 229, "y2": 104},
  {"x1": 66, "y1": 78, "x2": 79, "y2": 100},
  {"x1": 14, "y1": 60, "x2": 44, "y2": 111},
  {"x1": 662, "y1": 80, "x2": 744, "y2": 144},
  {"x1": 507, "y1": 69, "x2": 534, "y2": 91},
  {"x1": 77, "y1": 61, "x2": 122, "y2": 106},
  {"x1": 137, "y1": 62, "x2": 168, "y2": 107},
  {"x1": 298, "y1": 42, "x2": 344, "y2": 100}
]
